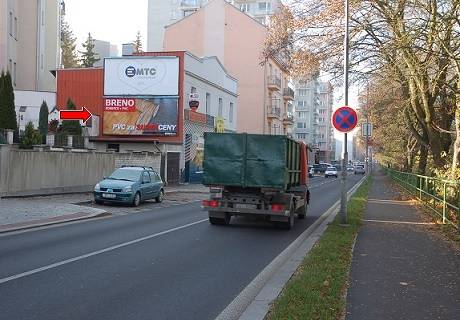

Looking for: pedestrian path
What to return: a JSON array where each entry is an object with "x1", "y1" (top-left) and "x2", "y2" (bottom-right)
[
  {"x1": 346, "y1": 169, "x2": 460, "y2": 320},
  {"x1": 0, "y1": 184, "x2": 208, "y2": 233}
]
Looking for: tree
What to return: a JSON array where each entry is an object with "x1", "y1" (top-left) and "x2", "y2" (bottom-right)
[
  {"x1": 266, "y1": 0, "x2": 458, "y2": 174},
  {"x1": 0, "y1": 71, "x2": 18, "y2": 131},
  {"x1": 20, "y1": 121, "x2": 42, "y2": 149},
  {"x1": 60, "y1": 19, "x2": 79, "y2": 68},
  {"x1": 38, "y1": 101, "x2": 49, "y2": 142},
  {"x1": 79, "y1": 33, "x2": 100, "y2": 67},
  {"x1": 59, "y1": 99, "x2": 82, "y2": 135},
  {"x1": 133, "y1": 31, "x2": 143, "y2": 53}
]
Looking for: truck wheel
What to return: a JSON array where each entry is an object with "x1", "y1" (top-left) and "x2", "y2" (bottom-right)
[
  {"x1": 297, "y1": 204, "x2": 307, "y2": 219},
  {"x1": 281, "y1": 204, "x2": 295, "y2": 230},
  {"x1": 209, "y1": 213, "x2": 231, "y2": 226}
]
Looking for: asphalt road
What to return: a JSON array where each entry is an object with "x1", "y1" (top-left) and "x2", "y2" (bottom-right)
[{"x1": 0, "y1": 174, "x2": 363, "y2": 320}]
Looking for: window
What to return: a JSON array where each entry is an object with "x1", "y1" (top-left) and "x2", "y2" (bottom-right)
[
  {"x1": 190, "y1": 86, "x2": 197, "y2": 94},
  {"x1": 298, "y1": 89, "x2": 308, "y2": 96},
  {"x1": 205, "y1": 93, "x2": 211, "y2": 115},
  {"x1": 142, "y1": 171, "x2": 151, "y2": 183},
  {"x1": 9, "y1": 12, "x2": 12, "y2": 36},
  {"x1": 218, "y1": 98, "x2": 223, "y2": 117},
  {"x1": 297, "y1": 122, "x2": 307, "y2": 129},
  {"x1": 297, "y1": 133, "x2": 307, "y2": 139},
  {"x1": 13, "y1": 62, "x2": 16, "y2": 86},
  {"x1": 258, "y1": 2, "x2": 270, "y2": 12},
  {"x1": 229, "y1": 102, "x2": 234, "y2": 123},
  {"x1": 319, "y1": 109, "x2": 326, "y2": 114},
  {"x1": 14, "y1": 17, "x2": 17, "y2": 39},
  {"x1": 297, "y1": 111, "x2": 308, "y2": 119},
  {"x1": 240, "y1": 3, "x2": 249, "y2": 12},
  {"x1": 297, "y1": 101, "x2": 307, "y2": 108},
  {"x1": 150, "y1": 171, "x2": 161, "y2": 182},
  {"x1": 107, "y1": 144, "x2": 120, "y2": 152}
]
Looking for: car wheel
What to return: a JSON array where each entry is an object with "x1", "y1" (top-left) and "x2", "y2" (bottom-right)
[
  {"x1": 132, "y1": 192, "x2": 141, "y2": 207},
  {"x1": 155, "y1": 189, "x2": 164, "y2": 203},
  {"x1": 95, "y1": 200, "x2": 104, "y2": 205}
]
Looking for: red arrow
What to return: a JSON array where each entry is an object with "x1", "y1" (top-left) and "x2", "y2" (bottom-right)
[{"x1": 59, "y1": 107, "x2": 92, "y2": 123}]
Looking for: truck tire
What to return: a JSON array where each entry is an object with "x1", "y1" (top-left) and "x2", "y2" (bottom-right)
[
  {"x1": 209, "y1": 213, "x2": 231, "y2": 226},
  {"x1": 297, "y1": 204, "x2": 307, "y2": 219},
  {"x1": 280, "y1": 203, "x2": 295, "y2": 230}
]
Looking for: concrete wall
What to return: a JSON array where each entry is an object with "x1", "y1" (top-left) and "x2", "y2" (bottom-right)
[
  {"x1": 0, "y1": 145, "x2": 163, "y2": 197},
  {"x1": 0, "y1": 145, "x2": 115, "y2": 197}
]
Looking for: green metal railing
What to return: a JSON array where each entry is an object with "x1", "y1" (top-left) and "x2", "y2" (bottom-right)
[{"x1": 385, "y1": 168, "x2": 459, "y2": 231}]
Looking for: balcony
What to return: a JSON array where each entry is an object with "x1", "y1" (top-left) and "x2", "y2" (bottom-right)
[
  {"x1": 283, "y1": 87, "x2": 294, "y2": 101},
  {"x1": 267, "y1": 75, "x2": 281, "y2": 91},
  {"x1": 283, "y1": 113, "x2": 295, "y2": 125},
  {"x1": 267, "y1": 105, "x2": 281, "y2": 118}
]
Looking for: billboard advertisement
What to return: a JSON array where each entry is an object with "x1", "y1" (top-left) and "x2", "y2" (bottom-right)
[
  {"x1": 103, "y1": 98, "x2": 178, "y2": 136},
  {"x1": 104, "y1": 57, "x2": 179, "y2": 96}
]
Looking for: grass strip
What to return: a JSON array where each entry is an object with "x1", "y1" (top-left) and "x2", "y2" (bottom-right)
[{"x1": 267, "y1": 176, "x2": 372, "y2": 320}]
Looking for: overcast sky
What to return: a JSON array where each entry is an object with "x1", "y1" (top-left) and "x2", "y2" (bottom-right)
[{"x1": 65, "y1": 0, "x2": 148, "y2": 52}]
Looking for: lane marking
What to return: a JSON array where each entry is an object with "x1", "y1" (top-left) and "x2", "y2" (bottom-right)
[
  {"x1": 0, "y1": 218, "x2": 208, "y2": 285},
  {"x1": 363, "y1": 219, "x2": 436, "y2": 226}
]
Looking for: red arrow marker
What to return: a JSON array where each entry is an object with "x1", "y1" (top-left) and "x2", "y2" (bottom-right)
[{"x1": 59, "y1": 107, "x2": 92, "y2": 124}]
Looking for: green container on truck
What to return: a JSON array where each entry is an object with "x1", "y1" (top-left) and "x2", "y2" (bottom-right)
[{"x1": 202, "y1": 132, "x2": 310, "y2": 229}]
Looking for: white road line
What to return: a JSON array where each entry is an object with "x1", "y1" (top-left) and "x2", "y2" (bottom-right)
[
  {"x1": 363, "y1": 219, "x2": 436, "y2": 225},
  {"x1": 0, "y1": 218, "x2": 208, "y2": 285}
]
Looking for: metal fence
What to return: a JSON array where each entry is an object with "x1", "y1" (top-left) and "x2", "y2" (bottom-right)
[{"x1": 385, "y1": 168, "x2": 459, "y2": 230}]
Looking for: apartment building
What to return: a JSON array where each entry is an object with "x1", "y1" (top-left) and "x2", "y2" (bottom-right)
[
  {"x1": 163, "y1": 0, "x2": 292, "y2": 135},
  {"x1": 147, "y1": 0, "x2": 281, "y2": 51},
  {"x1": 293, "y1": 78, "x2": 334, "y2": 162},
  {"x1": 93, "y1": 39, "x2": 119, "y2": 67},
  {"x1": 0, "y1": 0, "x2": 62, "y2": 91}
]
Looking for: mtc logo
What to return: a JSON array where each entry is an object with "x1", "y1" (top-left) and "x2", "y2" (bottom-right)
[{"x1": 125, "y1": 66, "x2": 157, "y2": 78}]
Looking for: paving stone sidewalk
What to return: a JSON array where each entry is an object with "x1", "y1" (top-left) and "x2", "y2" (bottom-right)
[
  {"x1": 0, "y1": 184, "x2": 208, "y2": 233},
  {"x1": 346, "y1": 169, "x2": 460, "y2": 320}
]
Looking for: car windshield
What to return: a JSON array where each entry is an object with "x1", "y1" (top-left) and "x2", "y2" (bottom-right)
[
  {"x1": 107, "y1": 169, "x2": 141, "y2": 182},
  {"x1": 327, "y1": 167, "x2": 336, "y2": 170}
]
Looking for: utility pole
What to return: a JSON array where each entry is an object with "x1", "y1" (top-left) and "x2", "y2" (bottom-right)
[
  {"x1": 365, "y1": 83, "x2": 369, "y2": 174},
  {"x1": 340, "y1": 0, "x2": 350, "y2": 225}
]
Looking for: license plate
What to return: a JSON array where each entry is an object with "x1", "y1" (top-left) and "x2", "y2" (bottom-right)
[
  {"x1": 102, "y1": 193, "x2": 116, "y2": 199},
  {"x1": 235, "y1": 203, "x2": 256, "y2": 210}
]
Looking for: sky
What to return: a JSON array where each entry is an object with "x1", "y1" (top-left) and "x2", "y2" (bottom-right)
[{"x1": 65, "y1": 0, "x2": 148, "y2": 53}]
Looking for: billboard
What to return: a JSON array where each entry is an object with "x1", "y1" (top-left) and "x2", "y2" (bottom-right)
[
  {"x1": 104, "y1": 57, "x2": 179, "y2": 96},
  {"x1": 103, "y1": 98, "x2": 178, "y2": 136}
]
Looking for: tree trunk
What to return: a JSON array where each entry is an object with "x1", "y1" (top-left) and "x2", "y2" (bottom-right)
[
  {"x1": 418, "y1": 145, "x2": 428, "y2": 175},
  {"x1": 451, "y1": 83, "x2": 460, "y2": 177}
]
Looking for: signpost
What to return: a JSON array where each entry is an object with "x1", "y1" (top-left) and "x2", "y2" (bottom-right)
[
  {"x1": 362, "y1": 122, "x2": 373, "y2": 174},
  {"x1": 332, "y1": 105, "x2": 358, "y2": 225},
  {"x1": 189, "y1": 93, "x2": 199, "y2": 112}
]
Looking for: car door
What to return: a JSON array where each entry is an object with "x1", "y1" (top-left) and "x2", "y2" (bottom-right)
[
  {"x1": 149, "y1": 171, "x2": 161, "y2": 196},
  {"x1": 140, "y1": 171, "x2": 154, "y2": 199}
]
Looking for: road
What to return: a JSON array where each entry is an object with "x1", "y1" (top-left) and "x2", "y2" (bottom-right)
[{"x1": 0, "y1": 174, "x2": 363, "y2": 320}]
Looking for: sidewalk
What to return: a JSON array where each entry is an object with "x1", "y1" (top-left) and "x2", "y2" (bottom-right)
[
  {"x1": 346, "y1": 170, "x2": 460, "y2": 319},
  {"x1": 0, "y1": 183, "x2": 208, "y2": 233}
]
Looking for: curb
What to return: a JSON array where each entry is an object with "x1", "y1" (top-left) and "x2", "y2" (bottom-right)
[
  {"x1": 0, "y1": 210, "x2": 109, "y2": 234},
  {"x1": 215, "y1": 176, "x2": 367, "y2": 320}
]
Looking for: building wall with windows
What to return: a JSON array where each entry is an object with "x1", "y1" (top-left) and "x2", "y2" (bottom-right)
[
  {"x1": 147, "y1": 0, "x2": 281, "y2": 51},
  {"x1": 0, "y1": 0, "x2": 61, "y2": 91},
  {"x1": 164, "y1": 0, "x2": 291, "y2": 135},
  {"x1": 293, "y1": 78, "x2": 334, "y2": 163}
]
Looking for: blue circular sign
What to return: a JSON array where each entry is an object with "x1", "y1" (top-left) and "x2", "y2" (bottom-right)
[
  {"x1": 332, "y1": 106, "x2": 358, "y2": 132},
  {"x1": 125, "y1": 66, "x2": 136, "y2": 78}
]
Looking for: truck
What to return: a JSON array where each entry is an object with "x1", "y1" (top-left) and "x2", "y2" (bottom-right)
[{"x1": 201, "y1": 132, "x2": 310, "y2": 229}]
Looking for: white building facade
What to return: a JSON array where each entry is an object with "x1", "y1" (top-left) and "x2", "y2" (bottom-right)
[
  {"x1": 293, "y1": 77, "x2": 334, "y2": 163},
  {"x1": 147, "y1": 0, "x2": 281, "y2": 51},
  {"x1": 0, "y1": 0, "x2": 62, "y2": 91}
]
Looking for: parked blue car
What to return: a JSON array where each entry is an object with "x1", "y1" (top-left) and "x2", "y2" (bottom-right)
[{"x1": 94, "y1": 166, "x2": 164, "y2": 206}]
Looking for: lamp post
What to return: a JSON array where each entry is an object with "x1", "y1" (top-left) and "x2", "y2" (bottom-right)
[{"x1": 339, "y1": 0, "x2": 350, "y2": 225}]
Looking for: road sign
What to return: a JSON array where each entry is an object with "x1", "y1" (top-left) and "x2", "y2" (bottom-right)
[
  {"x1": 189, "y1": 93, "x2": 199, "y2": 111},
  {"x1": 332, "y1": 106, "x2": 358, "y2": 133},
  {"x1": 362, "y1": 122, "x2": 373, "y2": 137},
  {"x1": 59, "y1": 107, "x2": 92, "y2": 124},
  {"x1": 215, "y1": 117, "x2": 225, "y2": 133}
]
